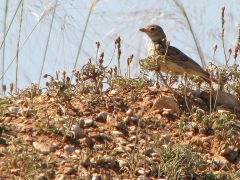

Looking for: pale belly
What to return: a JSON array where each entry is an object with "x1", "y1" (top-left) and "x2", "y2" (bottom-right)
[{"x1": 159, "y1": 61, "x2": 186, "y2": 75}]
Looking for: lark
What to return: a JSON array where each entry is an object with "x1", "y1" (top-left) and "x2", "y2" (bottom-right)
[{"x1": 139, "y1": 24, "x2": 220, "y2": 86}]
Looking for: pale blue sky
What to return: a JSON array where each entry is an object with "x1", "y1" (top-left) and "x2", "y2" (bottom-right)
[{"x1": 0, "y1": 0, "x2": 239, "y2": 91}]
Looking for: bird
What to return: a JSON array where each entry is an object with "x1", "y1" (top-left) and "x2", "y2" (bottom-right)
[{"x1": 139, "y1": 24, "x2": 220, "y2": 86}]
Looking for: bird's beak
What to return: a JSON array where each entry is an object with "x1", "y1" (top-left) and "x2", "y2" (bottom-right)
[{"x1": 139, "y1": 28, "x2": 147, "y2": 32}]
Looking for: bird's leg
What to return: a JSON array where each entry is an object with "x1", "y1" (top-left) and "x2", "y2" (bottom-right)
[
  {"x1": 169, "y1": 76, "x2": 178, "y2": 87},
  {"x1": 184, "y1": 73, "x2": 191, "y2": 112},
  {"x1": 158, "y1": 71, "x2": 173, "y2": 92},
  {"x1": 155, "y1": 71, "x2": 160, "y2": 89}
]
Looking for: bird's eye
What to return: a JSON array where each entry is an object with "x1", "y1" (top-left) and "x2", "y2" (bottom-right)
[{"x1": 150, "y1": 28, "x2": 155, "y2": 31}]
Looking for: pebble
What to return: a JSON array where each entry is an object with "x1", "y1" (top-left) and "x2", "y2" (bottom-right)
[
  {"x1": 33, "y1": 142, "x2": 52, "y2": 154},
  {"x1": 226, "y1": 151, "x2": 238, "y2": 161},
  {"x1": 96, "y1": 112, "x2": 107, "y2": 121},
  {"x1": 64, "y1": 167, "x2": 74, "y2": 174},
  {"x1": 153, "y1": 95, "x2": 179, "y2": 114},
  {"x1": 213, "y1": 156, "x2": 230, "y2": 170},
  {"x1": 111, "y1": 131, "x2": 124, "y2": 137},
  {"x1": 71, "y1": 125, "x2": 84, "y2": 139},
  {"x1": 55, "y1": 174, "x2": 67, "y2": 180},
  {"x1": 8, "y1": 107, "x2": 20, "y2": 114},
  {"x1": 64, "y1": 145, "x2": 75, "y2": 154},
  {"x1": 212, "y1": 91, "x2": 239, "y2": 112},
  {"x1": 220, "y1": 147, "x2": 233, "y2": 156},
  {"x1": 84, "y1": 119, "x2": 94, "y2": 126},
  {"x1": 130, "y1": 114, "x2": 139, "y2": 121},
  {"x1": 126, "y1": 109, "x2": 133, "y2": 116}
]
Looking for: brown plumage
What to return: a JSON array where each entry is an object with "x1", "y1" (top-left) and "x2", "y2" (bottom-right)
[{"x1": 139, "y1": 24, "x2": 219, "y2": 84}]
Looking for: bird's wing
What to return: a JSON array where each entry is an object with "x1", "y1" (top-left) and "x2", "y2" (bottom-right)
[{"x1": 159, "y1": 46, "x2": 210, "y2": 77}]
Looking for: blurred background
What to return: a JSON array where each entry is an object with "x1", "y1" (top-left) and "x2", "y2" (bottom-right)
[{"x1": 0, "y1": 0, "x2": 239, "y2": 93}]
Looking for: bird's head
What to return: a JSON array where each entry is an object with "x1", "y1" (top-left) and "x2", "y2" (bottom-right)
[{"x1": 139, "y1": 25, "x2": 166, "y2": 42}]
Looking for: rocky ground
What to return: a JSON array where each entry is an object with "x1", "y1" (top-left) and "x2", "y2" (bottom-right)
[{"x1": 0, "y1": 70, "x2": 240, "y2": 179}]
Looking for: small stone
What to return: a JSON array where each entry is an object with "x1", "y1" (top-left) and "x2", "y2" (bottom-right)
[
  {"x1": 153, "y1": 95, "x2": 179, "y2": 114},
  {"x1": 213, "y1": 156, "x2": 231, "y2": 170},
  {"x1": 111, "y1": 131, "x2": 124, "y2": 137},
  {"x1": 71, "y1": 125, "x2": 84, "y2": 139},
  {"x1": 226, "y1": 151, "x2": 238, "y2": 161},
  {"x1": 64, "y1": 167, "x2": 74, "y2": 175},
  {"x1": 220, "y1": 147, "x2": 233, "y2": 156},
  {"x1": 126, "y1": 109, "x2": 133, "y2": 116},
  {"x1": 64, "y1": 146, "x2": 75, "y2": 154},
  {"x1": 212, "y1": 91, "x2": 240, "y2": 112},
  {"x1": 8, "y1": 107, "x2": 20, "y2": 113},
  {"x1": 55, "y1": 174, "x2": 67, "y2": 180},
  {"x1": 130, "y1": 114, "x2": 139, "y2": 121},
  {"x1": 109, "y1": 89, "x2": 119, "y2": 95},
  {"x1": 84, "y1": 119, "x2": 94, "y2": 126},
  {"x1": 96, "y1": 112, "x2": 107, "y2": 121},
  {"x1": 33, "y1": 142, "x2": 52, "y2": 154}
]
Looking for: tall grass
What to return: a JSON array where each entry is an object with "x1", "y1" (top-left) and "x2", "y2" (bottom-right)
[
  {"x1": 172, "y1": 0, "x2": 206, "y2": 68},
  {"x1": 1, "y1": 0, "x2": 24, "y2": 90},
  {"x1": 38, "y1": 0, "x2": 58, "y2": 85},
  {"x1": 71, "y1": 0, "x2": 99, "y2": 80}
]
